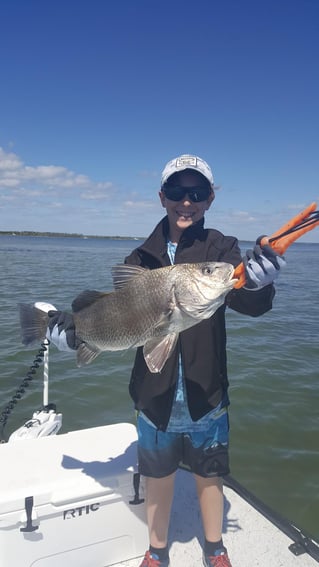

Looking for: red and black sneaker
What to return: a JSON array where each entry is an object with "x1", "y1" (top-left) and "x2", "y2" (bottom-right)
[
  {"x1": 139, "y1": 550, "x2": 170, "y2": 567},
  {"x1": 203, "y1": 549, "x2": 233, "y2": 567}
]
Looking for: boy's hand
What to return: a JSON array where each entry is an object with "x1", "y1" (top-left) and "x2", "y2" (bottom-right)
[{"x1": 243, "y1": 243, "x2": 286, "y2": 290}]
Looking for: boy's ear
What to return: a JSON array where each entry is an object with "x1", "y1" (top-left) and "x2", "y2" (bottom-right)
[
  {"x1": 159, "y1": 190, "x2": 166, "y2": 207},
  {"x1": 206, "y1": 190, "x2": 215, "y2": 209}
]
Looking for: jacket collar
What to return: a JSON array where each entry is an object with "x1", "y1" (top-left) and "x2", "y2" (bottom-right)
[{"x1": 140, "y1": 216, "x2": 206, "y2": 257}]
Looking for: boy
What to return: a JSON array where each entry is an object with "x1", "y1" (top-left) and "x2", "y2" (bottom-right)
[
  {"x1": 124, "y1": 154, "x2": 285, "y2": 567},
  {"x1": 47, "y1": 154, "x2": 285, "y2": 567}
]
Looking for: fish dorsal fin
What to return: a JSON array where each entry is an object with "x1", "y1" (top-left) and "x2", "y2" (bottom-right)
[
  {"x1": 111, "y1": 264, "x2": 148, "y2": 290},
  {"x1": 143, "y1": 333, "x2": 179, "y2": 373},
  {"x1": 72, "y1": 290, "x2": 110, "y2": 312}
]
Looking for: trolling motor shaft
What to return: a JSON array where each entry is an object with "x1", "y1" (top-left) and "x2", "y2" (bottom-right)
[{"x1": 7, "y1": 340, "x2": 62, "y2": 442}]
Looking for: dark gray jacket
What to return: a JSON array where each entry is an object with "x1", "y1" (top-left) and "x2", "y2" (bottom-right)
[{"x1": 125, "y1": 216, "x2": 275, "y2": 430}]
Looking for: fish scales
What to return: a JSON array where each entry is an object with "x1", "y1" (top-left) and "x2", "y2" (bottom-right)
[
  {"x1": 19, "y1": 262, "x2": 237, "y2": 373},
  {"x1": 73, "y1": 267, "x2": 176, "y2": 349}
]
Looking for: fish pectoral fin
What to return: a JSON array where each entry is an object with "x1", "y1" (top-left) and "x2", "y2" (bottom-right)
[
  {"x1": 76, "y1": 342, "x2": 101, "y2": 366},
  {"x1": 143, "y1": 333, "x2": 179, "y2": 373}
]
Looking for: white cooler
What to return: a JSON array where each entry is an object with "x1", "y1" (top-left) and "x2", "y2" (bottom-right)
[{"x1": 0, "y1": 422, "x2": 148, "y2": 567}]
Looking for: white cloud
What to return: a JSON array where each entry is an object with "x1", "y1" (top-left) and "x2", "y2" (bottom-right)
[
  {"x1": 0, "y1": 193, "x2": 16, "y2": 202},
  {"x1": 0, "y1": 147, "x2": 23, "y2": 170},
  {"x1": 0, "y1": 177, "x2": 20, "y2": 187},
  {"x1": 287, "y1": 203, "x2": 313, "y2": 211},
  {"x1": 1, "y1": 147, "x2": 317, "y2": 241},
  {"x1": 0, "y1": 146, "x2": 114, "y2": 196},
  {"x1": 231, "y1": 210, "x2": 256, "y2": 222},
  {"x1": 80, "y1": 191, "x2": 110, "y2": 200},
  {"x1": 138, "y1": 169, "x2": 159, "y2": 179},
  {"x1": 123, "y1": 199, "x2": 157, "y2": 209},
  {"x1": 23, "y1": 165, "x2": 69, "y2": 180}
]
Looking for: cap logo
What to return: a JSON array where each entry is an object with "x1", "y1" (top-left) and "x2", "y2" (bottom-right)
[{"x1": 176, "y1": 156, "x2": 198, "y2": 168}]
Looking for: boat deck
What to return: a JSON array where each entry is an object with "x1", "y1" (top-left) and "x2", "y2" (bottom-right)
[
  {"x1": 119, "y1": 470, "x2": 319, "y2": 567},
  {"x1": 2, "y1": 423, "x2": 318, "y2": 567}
]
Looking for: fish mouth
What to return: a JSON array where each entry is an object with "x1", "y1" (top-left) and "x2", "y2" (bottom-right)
[
  {"x1": 230, "y1": 264, "x2": 240, "y2": 287},
  {"x1": 219, "y1": 267, "x2": 238, "y2": 289},
  {"x1": 212, "y1": 278, "x2": 238, "y2": 292},
  {"x1": 212, "y1": 276, "x2": 239, "y2": 293},
  {"x1": 228, "y1": 267, "x2": 238, "y2": 288}
]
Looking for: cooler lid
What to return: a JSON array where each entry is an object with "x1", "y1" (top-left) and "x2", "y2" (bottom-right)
[{"x1": 0, "y1": 422, "x2": 138, "y2": 514}]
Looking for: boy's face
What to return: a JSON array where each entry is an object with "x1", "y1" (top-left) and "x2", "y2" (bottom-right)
[{"x1": 159, "y1": 170, "x2": 215, "y2": 242}]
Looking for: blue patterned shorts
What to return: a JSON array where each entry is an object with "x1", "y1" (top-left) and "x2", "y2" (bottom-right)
[{"x1": 137, "y1": 409, "x2": 230, "y2": 478}]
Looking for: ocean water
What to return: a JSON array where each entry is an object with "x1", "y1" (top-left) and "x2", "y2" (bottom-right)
[{"x1": 0, "y1": 234, "x2": 318, "y2": 540}]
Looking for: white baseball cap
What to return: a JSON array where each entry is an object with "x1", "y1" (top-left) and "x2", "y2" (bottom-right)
[{"x1": 161, "y1": 154, "x2": 214, "y2": 188}]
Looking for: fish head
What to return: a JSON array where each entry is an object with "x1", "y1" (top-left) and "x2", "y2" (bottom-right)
[{"x1": 173, "y1": 262, "x2": 237, "y2": 320}]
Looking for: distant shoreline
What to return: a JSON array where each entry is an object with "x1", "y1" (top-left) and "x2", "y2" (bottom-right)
[
  {"x1": 0, "y1": 231, "x2": 145, "y2": 241},
  {"x1": 0, "y1": 231, "x2": 317, "y2": 245}
]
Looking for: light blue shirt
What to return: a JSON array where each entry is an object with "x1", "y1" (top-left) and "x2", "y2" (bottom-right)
[{"x1": 140, "y1": 240, "x2": 222, "y2": 431}]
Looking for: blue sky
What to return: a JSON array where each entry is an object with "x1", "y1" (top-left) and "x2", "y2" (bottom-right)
[{"x1": 0, "y1": 0, "x2": 318, "y2": 242}]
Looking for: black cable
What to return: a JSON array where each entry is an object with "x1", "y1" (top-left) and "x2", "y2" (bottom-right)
[
  {"x1": 268, "y1": 212, "x2": 319, "y2": 243},
  {"x1": 0, "y1": 340, "x2": 50, "y2": 443}
]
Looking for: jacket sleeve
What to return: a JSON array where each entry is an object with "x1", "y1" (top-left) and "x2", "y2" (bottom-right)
[{"x1": 226, "y1": 284, "x2": 275, "y2": 317}]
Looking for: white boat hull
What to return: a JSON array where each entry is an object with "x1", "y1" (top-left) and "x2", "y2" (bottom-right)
[{"x1": 1, "y1": 422, "x2": 318, "y2": 567}]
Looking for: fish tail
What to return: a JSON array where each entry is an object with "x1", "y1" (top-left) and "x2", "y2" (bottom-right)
[{"x1": 19, "y1": 303, "x2": 49, "y2": 345}]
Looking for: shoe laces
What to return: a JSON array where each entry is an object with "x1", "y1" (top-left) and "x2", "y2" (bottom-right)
[{"x1": 206, "y1": 553, "x2": 232, "y2": 567}]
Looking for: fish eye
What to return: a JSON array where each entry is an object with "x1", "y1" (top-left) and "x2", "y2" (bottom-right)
[{"x1": 202, "y1": 265, "x2": 213, "y2": 275}]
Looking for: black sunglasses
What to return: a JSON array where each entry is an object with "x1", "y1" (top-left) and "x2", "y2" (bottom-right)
[{"x1": 162, "y1": 185, "x2": 212, "y2": 203}]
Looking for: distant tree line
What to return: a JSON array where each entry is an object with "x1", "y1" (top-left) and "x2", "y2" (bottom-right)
[{"x1": 0, "y1": 230, "x2": 144, "y2": 240}]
